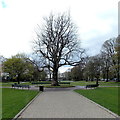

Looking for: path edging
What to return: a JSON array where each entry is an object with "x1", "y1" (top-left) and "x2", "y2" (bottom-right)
[
  {"x1": 13, "y1": 91, "x2": 42, "y2": 120},
  {"x1": 73, "y1": 91, "x2": 119, "y2": 118}
]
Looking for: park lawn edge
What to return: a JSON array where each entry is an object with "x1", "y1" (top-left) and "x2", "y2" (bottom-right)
[
  {"x1": 14, "y1": 91, "x2": 41, "y2": 119},
  {"x1": 74, "y1": 87, "x2": 119, "y2": 116},
  {"x1": 2, "y1": 88, "x2": 40, "y2": 119},
  {"x1": 73, "y1": 90, "x2": 119, "y2": 118}
]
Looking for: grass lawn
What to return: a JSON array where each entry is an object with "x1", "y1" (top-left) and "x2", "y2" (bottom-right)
[
  {"x1": 1, "y1": 81, "x2": 119, "y2": 88},
  {"x1": 44, "y1": 85, "x2": 74, "y2": 88},
  {"x1": 0, "y1": 82, "x2": 12, "y2": 87},
  {"x1": 34, "y1": 83, "x2": 74, "y2": 88},
  {"x1": 0, "y1": 82, "x2": 18, "y2": 87},
  {"x1": 0, "y1": 82, "x2": 31, "y2": 87},
  {"x1": 29, "y1": 81, "x2": 73, "y2": 88},
  {"x1": 2, "y1": 88, "x2": 39, "y2": 119},
  {"x1": 99, "y1": 81, "x2": 120, "y2": 86},
  {"x1": 71, "y1": 81, "x2": 120, "y2": 86},
  {"x1": 74, "y1": 87, "x2": 119, "y2": 115},
  {"x1": 0, "y1": 88, "x2": 2, "y2": 120}
]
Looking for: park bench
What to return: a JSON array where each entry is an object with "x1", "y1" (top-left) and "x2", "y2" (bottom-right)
[
  {"x1": 21, "y1": 85, "x2": 30, "y2": 89},
  {"x1": 12, "y1": 84, "x2": 21, "y2": 88},
  {"x1": 86, "y1": 84, "x2": 99, "y2": 89},
  {"x1": 12, "y1": 84, "x2": 30, "y2": 89}
]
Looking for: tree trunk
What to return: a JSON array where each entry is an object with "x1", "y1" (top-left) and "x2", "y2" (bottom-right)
[
  {"x1": 106, "y1": 69, "x2": 109, "y2": 82},
  {"x1": 103, "y1": 71, "x2": 105, "y2": 80},
  {"x1": 17, "y1": 74, "x2": 20, "y2": 84},
  {"x1": 96, "y1": 73, "x2": 99, "y2": 85},
  {"x1": 117, "y1": 55, "x2": 120, "y2": 82},
  {"x1": 96, "y1": 78, "x2": 99, "y2": 85},
  {"x1": 51, "y1": 67, "x2": 60, "y2": 86},
  {"x1": 91, "y1": 76, "x2": 94, "y2": 81}
]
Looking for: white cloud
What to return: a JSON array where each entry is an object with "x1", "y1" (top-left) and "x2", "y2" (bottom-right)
[
  {"x1": 59, "y1": 65, "x2": 73, "y2": 73},
  {"x1": 0, "y1": 0, "x2": 119, "y2": 58}
]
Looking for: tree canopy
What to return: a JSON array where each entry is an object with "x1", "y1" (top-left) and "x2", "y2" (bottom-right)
[
  {"x1": 33, "y1": 12, "x2": 84, "y2": 86},
  {"x1": 2, "y1": 54, "x2": 47, "y2": 83},
  {"x1": 3, "y1": 55, "x2": 27, "y2": 83}
]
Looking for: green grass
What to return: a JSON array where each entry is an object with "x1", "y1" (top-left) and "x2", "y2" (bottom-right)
[
  {"x1": 74, "y1": 87, "x2": 119, "y2": 115},
  {"x1": 44, "y1": 85, "x2": 75, "y2": 88},
  {"x1": 0, "y1": 82, "x2": 31, "y2": 87},
  {"x1": 2, "y1": 88, "x2": 39, "y2": 119},
  {"x1": 0, "y1": 82, "x2": 19, "y2": 87},
  {"x1": 71, "y1": 81, "x2": 95, "y2": 86},
  {"x1": 0, "y1": 88, "x2": 2, "y2": 120},
  {"x1": 1, "y1": 81, "x2": 119, "y2": 87},
  {"x1": 0, "y1": 82, "x2": 16, "y2": 87},
  {"x1": 99, "y1": 81, "x2": 120, "y2": 86},
  {"x1": 34, "y1": 83, "x2": 74, "y2": 88},
  {"x1": 1, "y1": 81, "x2": 72, "y2": 88},
  {"x1": 71, "y1": 81, "x2": 120, "y2": 86}
]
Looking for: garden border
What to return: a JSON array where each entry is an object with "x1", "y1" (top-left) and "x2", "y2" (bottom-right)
[
  {"x1": 73, "y1": 90, "x2": 119, "y2": 118},
  {"x1": 13, "y1": 91, "x2": 42, "y2": 120}
]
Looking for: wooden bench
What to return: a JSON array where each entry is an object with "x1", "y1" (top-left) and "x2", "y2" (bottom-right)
[
  {"x1": 12, "y1": 84, "x2": 30, "y2": 89},
  {"x1": 86, "y1": 84, "x2": 99, "y2": 89}
]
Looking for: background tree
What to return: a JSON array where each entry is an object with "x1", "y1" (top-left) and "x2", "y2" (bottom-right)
[
  {"x1": 0, "y1": 55, "x2": 6, "y2": 63},
  {"x1": 25, "y1": 54, "x2": 47, "y2": 81},
  {"x1": 70, "y1": 64, "x2": 84, "y2": 81},
  {"x1": 33, "y1": 12, "x2": 84, "y2": 86},
  {"x1": 2, "y1": 54, "x2": 46, "y2": 83},
  {"x1": 70, "y1": 66, "x2": 81, "y2": 81},
  {"x1": 101, "y1": 38, "x2": 116, "y2": 82},
  {"x1": 3, "y1": 55, "x2": 27, "y2": 84},
  {"x1": 100, "y1": 52, "x2": 111, "y2": 82},
  {"x1": 115, "y1": 35, "x2": 120, "y2": 82},
  {"x1": 83, "y1": 55, "x2": 101, "y2": 83},
  {"x1": 84, "y1": 59, "x2": 95, "y2": 81},
  {"x1": 0, "y1": 55, "x2": 6, "y2": 81}
]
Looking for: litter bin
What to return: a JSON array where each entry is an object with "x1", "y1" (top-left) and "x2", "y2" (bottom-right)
[{"x1": 39, "y1": 86, "x2": 44, "y2": 92}]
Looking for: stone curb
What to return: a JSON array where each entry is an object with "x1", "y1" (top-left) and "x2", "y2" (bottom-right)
[
  {"x1": 13, "y1": 91, "x2": 42, "y2": 120},
  {"x1": 73, "y1": 91, "x2": 119, "y2": 118}
]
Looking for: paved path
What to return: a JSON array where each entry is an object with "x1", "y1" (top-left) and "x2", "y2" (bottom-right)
[
  {"x1": 1, "y1": 85, "x2": 119, "y2": 90},
  {"x1": 18, "y1": 90, "x2": 117, "y2": 118}
]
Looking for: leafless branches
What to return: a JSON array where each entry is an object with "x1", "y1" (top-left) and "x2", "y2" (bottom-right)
[{"x1": 33, "y1": 12, "x2": 84, "y2": 85}]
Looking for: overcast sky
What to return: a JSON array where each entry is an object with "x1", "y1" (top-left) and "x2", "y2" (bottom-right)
[{"x1": 0, "y1": 0, "x2": 119, "y2": 73}]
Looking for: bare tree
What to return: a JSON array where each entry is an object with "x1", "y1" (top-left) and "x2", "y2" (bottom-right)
[
  {"x1": 83, "y1": 55, "x2": 101, "y2": 84},
  {"x1": 0, "y1": 55, "x2": 6, "y2": 81},
  {"x1": 115, "y1": 35, "x2": 120, "y2": 82},
  {"x1": 101, "y1": 38, "x2": 116, "y2": 81},
  {"x1": 0, "y1": 55, "x2": 6, "y2": 64},
  {"x1": 33, "y1": 13, "x2": 84, "y2": 86},
  {"x1": 25, "y1": 54, "x2": 48, "y2": 81}
]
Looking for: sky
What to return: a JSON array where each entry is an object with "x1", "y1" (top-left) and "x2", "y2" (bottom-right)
[{"x1": 0, "y1": 0, "x2": 119, "y2": 73}]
